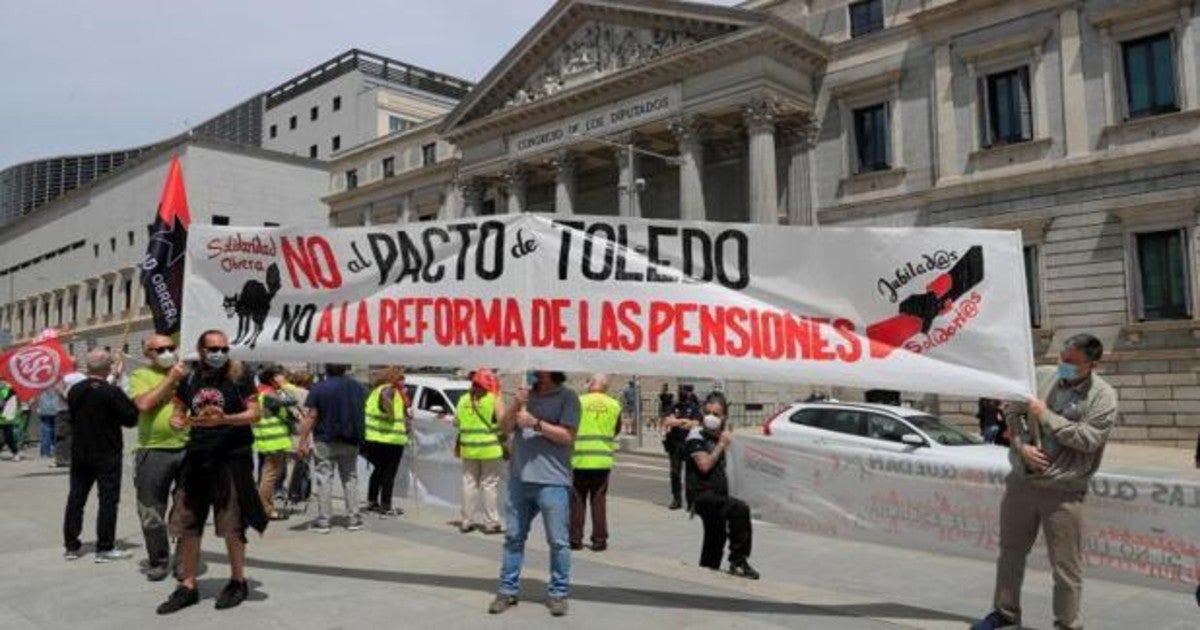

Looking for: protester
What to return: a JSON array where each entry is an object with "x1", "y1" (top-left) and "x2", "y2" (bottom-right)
[
  {"x1": 57, "y1": 363, "x2": 87, "y2": 467},
  {"x1": 456, "y1": 369, "x2": 504, "y2": 534},
  {"x1": 297, "y1": 364, "x2": 366, "y2": 534},
  {"x1": 977, "y1": 397, "x2": 1008, "y2": 445},
  {"x1": 62, "y1": 349, "x2": 138, "y2": 562},
  {"x1": 654, "y1": 382, "x2": 673, "y2": 434},
  {"x1": 128, "y1": 335, "x2": 190, "y2": 582},
  {"x1": 0, "y1": 380, "x2": 20, "y2": 461},
  {"x1": 972, "y1": 334, "x2": 1118, "y2": 630},
  {"x1": 661, "y1": 384, "x2": 701, "y2": 510},
  {"x1": 255, "y1": 365, "x2": 297, "y2": 521},
  {"x1": 683, "y1": 392, "x2": 758, "y2": 579},
  {"x1": 570, "y1": 373, "x2": 620, "y2": 552},
  {"x1": 489, "y1": 371, "x2": 579, "y2": 618},
  {"x1": 362, "y1": 366, "x2": 409, "y2": 518},
  {"x1": 36, "y1": 387, "x2": 65, "y2": 459},
  {"x1": 620, "y1": 379, "x2": 637, "y2": 434},
  {"x1": 157, "y1": 330, "x2": 266, "y2": 615}
]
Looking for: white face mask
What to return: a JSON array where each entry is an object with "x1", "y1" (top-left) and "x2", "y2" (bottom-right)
[
  {"x1": 154, "y1": 352, "x2": 177, "y2": 369},
  {"x1": 702, "y1": 414, "x2": 723, "y2": 433},
  {"x1": 204, "y1": 352, "x2": 229, "y2": 369}
]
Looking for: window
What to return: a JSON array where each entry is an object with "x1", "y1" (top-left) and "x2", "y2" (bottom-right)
[
  {"x1": 1023, "y1": 246, "x2": 1042, "y2": 328},
  {"x1": 1122, "y1": 32, "x2": 1178, "y2": 119},
  {"x1": 1136, "y1": 229, "x2": 1190, "y2": 320},
  {"x1": 127, "y1": 230, "x2": 135, "y2": 247},
  {"x1": 93, "y1": 244, "x2": 99, "y2": 258},
  {"x1": 289, "y1": 115, "x2": 297, "y2": 130},
  {"x1": 865, "y1": 413, "x2": 913, "y2": 442},
  {"x1": 788, "y1": 409, "x2": 825, "y2": 426},
  {"x1": 345, "y1": 169, "x2": 358, "y2": 190},
  {"x1": 269, "y1": 124, "x2": 277, "y2": 139},
  {"x1": 382, "y1": 157, "x2": 395, "y2": 178},
  {"x1": 69, "y1": 294, "x2": 77, "y2": 323},
  {"x1": 421, "y1": 143, "x2": 437, "y2": 166},
  {"x1": 264, "y1": 221, "x2": 280, "y2": 227},
  {"x1": 88, "y1": 287, "x2": 96, "y2": 318},
  {"x1": 109, "y1": 237, "x2": 116, "y2": 252},
  {"x1": 849, "y1": 0, "x2": 883, "y2": 38},
  {"x1": 212, "y1": 215, "x2": 230, "y2": 226},
  {"x1": 123, "y1": 279, "x2": 132, "y2": 311},
  {"x1": 388, "y1": 116, "x2": 409, "y2": 133},
  {"x1": 981, "y1": 67, "x2": 1032, "y2": 146},
  {"x1": 309, "y1": 145, "x2": 318, "y2": 159},
  {"x1": 332, "y1": 136, "x2": 341, "y2": 152},
  {"x1": 332, "y1": 96, "x2": 342, "y2": 111},
  {"x1": 852, "y1": 103, "x2": 890, "y2": 173},
  {"x1": 817, "y1": 410, "x2": 867, "y2": 436},
  {"x1": 310, "y1": 106, "x2": 319, "y2": 121},
  {"x1": 105, "y1": 283, "x2": 114, "y2": 315},
  {"x1": 55, "y1": 297, "x2": 62, "y2": 325},
  {"x1": 417, "y1": 387, "x2": 450, "y2": 413}
]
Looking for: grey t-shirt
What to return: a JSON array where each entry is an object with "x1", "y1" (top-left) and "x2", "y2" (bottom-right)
[{"x1": 511, "y1": 385, "x2": 581, "y2": 486}]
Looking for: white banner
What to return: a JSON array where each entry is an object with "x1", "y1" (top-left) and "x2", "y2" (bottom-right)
[
  {"x1": 729, "y1": 436, "x2": 1200, "y2": 591},
  {"x1": 182, "y1": 215, "x2": 1036, "y2": 398}
]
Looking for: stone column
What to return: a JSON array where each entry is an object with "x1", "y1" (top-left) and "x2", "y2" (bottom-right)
[
  {"x1": 744, "y1": 98, "x2": 779, "y2": 225},
  {"x1": 1097, "y1": 26, "x2": 1117, "y2": 125},
  {"x1": 399, "y1": 192, "x2": 414, "y2": 223},
  {"x1": 613, "y1": 133, "x2": 641, "y2": 218},
  {"x1": 460, "y1": 178, "x2": 485, "y2": 217},
  {"x1": 1059, "y1": 7, "x2": 1089, "y2": 155},
  {"x1": 669, "y1": 116, "x2": 708, "y2": 221},
  {"x1": 933, "y1": 43, "x2": 960, "y2": 180},
  {"x1": 783, "y1": 122, "x2": 818, "y2": 226},
  {"x1": 362, "y1": 204, "x2": 374, "y2": 227},
  {"x1": 552, "y1": 151, "x2": 577, "y2": 216},
  {"x1": 503, "y1": 164, "x2": 528, "y2": 214},
  {"x1": 1179, "y1": 4, "x2": 1199, "y2": 110}
]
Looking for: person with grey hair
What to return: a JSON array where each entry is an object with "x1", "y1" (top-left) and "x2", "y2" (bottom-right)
[
  {"x1": 62, "y1": 349, "x2": 139, "y2": 562},
  {"x1": 972, "y1": 333, "x2": 1118, "y2": 630},
  {"x1": 570, "y1": 373, "x2": 621, "y2": 552}
]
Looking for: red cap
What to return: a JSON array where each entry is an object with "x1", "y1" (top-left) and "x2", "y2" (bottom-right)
[{"x1": 472, "y1": 369, "x2": 500, "y2": 395}]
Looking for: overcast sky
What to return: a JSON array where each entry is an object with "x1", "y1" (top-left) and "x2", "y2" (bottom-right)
[{"x1": 0, "y1": 0, "x2": 740, "y2": 170}]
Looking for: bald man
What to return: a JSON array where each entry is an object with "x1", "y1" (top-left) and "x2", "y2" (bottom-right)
[
  {"x1": 128, "y1": 335, "x2": 190, "y2": 581},
  {"x1": 63, "y1": 350, "x2": 138, "y2": 562}
]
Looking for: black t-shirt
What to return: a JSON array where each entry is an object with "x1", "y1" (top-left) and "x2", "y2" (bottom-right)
[
  {"x1": 667, "y1": 396, "x2": 701, "y2": 444},
  {"x1": 176, "y1": 370, "x2": 256, "y2": 453},
  {"x1": 67, "y1": 377, "x2": 138, "y2": 464},
  {"x1": 683, "y1": 428, "x2": 728, "y2": 498}
]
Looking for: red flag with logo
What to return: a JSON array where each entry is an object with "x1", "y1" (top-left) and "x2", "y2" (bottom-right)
[{"x1": 0, "y1": 338, "x2": 73, "y2": 401}]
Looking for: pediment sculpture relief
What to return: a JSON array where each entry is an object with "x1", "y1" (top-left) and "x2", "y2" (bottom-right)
[{"x1": 504, "y1": 22, "x2": 699, "y2": 110}]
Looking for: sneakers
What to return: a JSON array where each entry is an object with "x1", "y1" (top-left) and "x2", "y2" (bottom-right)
[
  {"x1": 346, "y1": 517, "x2": 364, "y2": 531},
  {"x1": 156, "y1": 586, "x2": 200, "y2": 615},
  {"x1": 547, "y1": 597, "x2": 569, "y2": 617},
  {"x1": 311, "y1": 522, "x2": 332, "y2": 535},
  {"x1": 488, "y1": 594, "x2": 518, "y2": 615},
  {"x1": 94, "y1": 549, "x2": 132, "y2": 563},
  {"x1": 63, "y1": 549, "x2": 81, "y2": 561},
  {"x1": 214, "y1": 579, "x2": 249, "y2": 610},
  {"x1": 728, "y1": 561, "x2": 760, "y2": 580},
  {"x1": 969, "y1": 611, "x2": 1019, "y2": 630},
  {"x1": 146, "y1": 564, "x2": 171, "y2": 582},
  {"x1": 11, "y1": 453, "x2": 22, "y2": 462}
]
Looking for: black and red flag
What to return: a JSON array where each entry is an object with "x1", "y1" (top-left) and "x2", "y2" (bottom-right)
[{"x1": 139, "y1": 154, "x2": 192, "y2": 334}]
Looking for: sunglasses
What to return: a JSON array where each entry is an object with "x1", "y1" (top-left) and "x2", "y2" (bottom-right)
[
  {"x1": 204, "y1": 346, "x2": 231, "y2": 354},
  {"x1": 150, "y1": 346, "x2": 177, "y2": 355}
]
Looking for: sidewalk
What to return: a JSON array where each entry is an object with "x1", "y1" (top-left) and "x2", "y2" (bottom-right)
[{"x1": 0, "y1": 445, "x2": 1195, "y2": 629}]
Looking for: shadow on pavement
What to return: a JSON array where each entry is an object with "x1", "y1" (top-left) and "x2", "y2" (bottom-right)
[
  {"x1": 18, "y1": 470, "x2": 70, "y2": 478},
  {"x1": 200, "y1": 551, "x2": 973, "y2": 623}
]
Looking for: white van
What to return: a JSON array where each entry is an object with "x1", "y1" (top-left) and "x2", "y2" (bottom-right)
[{"x1": 403, "y1": 375, "x2": 471, "y2": 423}]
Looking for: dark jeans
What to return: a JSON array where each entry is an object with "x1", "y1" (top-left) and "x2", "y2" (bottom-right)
[
  {"x1": 39, "y1": 415, "x2": 56, "y2": 457},
  {"x1": 364, "y1": 442, "x2": 405, "y2": 510},
  {"x1": 0, "y1": 425, "x2": 17, "y2": 455},
  {"x1": 570, "y1": 469, "x2": 610, "y2": 546},
  {"x1": 693, "y1": 492, "x2": 752, "y2": 570},
  {"x1": 134, "y1": 448, "x2": 184, "y2": 569},
  {"x1": 63, "y1": 458, "x2": 122, "y2": 552},
  {"x1": 668, "y1": 447, "x2": 690, "y2": 507}
]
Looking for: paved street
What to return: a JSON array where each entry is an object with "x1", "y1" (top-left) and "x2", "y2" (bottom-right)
[{"x1": 0, "y1": 438, "x2": 1195, "y2": 630}]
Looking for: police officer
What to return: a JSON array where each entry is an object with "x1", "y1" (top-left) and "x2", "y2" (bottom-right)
[
  {"x1": 570, "y1": 373, "x2": 621, "y2": 551},
  {"x1": 363, "y1": 367, "x2": 409, "y2": 518},
  {"x1": 254, "y1": 366, "x2": 294, "y2": 521},
  {"x1": 661, "y1": 384, "x2": 701, "y2": 510},
  {"x1": 456, "y1": 369, "x2": 504, "y2": 534}
]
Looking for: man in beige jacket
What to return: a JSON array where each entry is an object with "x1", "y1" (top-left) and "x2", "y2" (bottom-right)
[{"x1": 972, "y1": 333, "x2": 1118, "y2": 630}]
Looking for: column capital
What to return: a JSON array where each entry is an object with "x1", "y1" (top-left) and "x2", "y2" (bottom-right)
[
  {"x1": 668, "y1": 115, "x2": 710, "y2": 146},
  {"x1": 551, "y1": 150, "x2": 577, "y2": 178},
  {"x1": 779, "y1": 118, "x2": 820, "y2": 150},
  {"x1": 743, "y1": 98, "x2": 779, "y2": 134},
  {"x1": 502, "y1": 162, "x2": 528, "y2": 188}
]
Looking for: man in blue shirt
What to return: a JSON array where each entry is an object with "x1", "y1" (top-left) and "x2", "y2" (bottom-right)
[{"x1": 297, "y1": 364, "x2": 366, "y2": 534}]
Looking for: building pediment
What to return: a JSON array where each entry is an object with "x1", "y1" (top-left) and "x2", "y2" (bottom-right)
[{"x1": 443, "y1": 0, "x2": 824, "y2": 140}]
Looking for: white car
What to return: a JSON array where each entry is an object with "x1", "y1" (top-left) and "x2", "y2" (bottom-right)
[
  {"x1": 761, "y1": 401, "x2": 1009, "y2": 466},
  {"x1": 404, "y1": 375, "x2": 471, "y2": 423}
]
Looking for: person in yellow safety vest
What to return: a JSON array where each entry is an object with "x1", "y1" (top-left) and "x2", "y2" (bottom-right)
[
  {"x1": 569, "y1": 373, "x2": 621, "y2": 552},
  {"x1": 456, "y1": 369, "x2": 505, "y2": 534},
  {"x1": 363, "y1": 367, "x2": 410, "y2": 518},
  {"x1": 254, "y1": 366, "x2": 296, "y2": 521}
]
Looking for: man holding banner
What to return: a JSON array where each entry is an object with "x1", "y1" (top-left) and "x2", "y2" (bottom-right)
[{"x1": 973, "y1": 334, "x2": 1117, "y2": 630}]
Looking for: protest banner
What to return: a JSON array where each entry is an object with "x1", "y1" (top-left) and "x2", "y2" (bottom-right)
[
  {"x1": 181, "y1": 215, "x2": 1036, "y2": 399},
  {"x1": 729, "y1": 435, "x2": 1200, "y2": 591}
]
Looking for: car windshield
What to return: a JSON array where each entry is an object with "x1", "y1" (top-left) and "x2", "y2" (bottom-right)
[{"x1": 906, "y1": 415, "x2": 982, "y2": 446}]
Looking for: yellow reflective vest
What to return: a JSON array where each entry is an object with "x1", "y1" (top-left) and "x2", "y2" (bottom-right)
[
  {"x1": 456, "y1": 392, "x2": 502, "y2": 460},
  {"x1": 364, "y1": 384, "x2": 408, "y2": 445},
  {"x1": 253, "y1": 391, "x2": 293, "y2": 454},
  {"x1": 572, "y1": 392, "x2": 621, "y2": 470}
]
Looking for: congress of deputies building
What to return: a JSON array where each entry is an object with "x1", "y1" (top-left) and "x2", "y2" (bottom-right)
[{"x1": 3, "y1": 0, "x2": 1200, "y2": 446}]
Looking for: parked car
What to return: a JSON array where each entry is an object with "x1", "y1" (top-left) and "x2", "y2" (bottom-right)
[
  {"x1": 761, "y1": 401, "x2": 1009, "y2": 466},
  {"x1": 404, "y1": 375, "x2": 471, "y2": 423}
]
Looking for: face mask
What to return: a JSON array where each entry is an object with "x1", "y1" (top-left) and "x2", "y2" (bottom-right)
[
  {"x1": 702, "y1": 414, "x2": 723, "y2": 433},
  {"x1": 154, "y1": 352, "x2": 176, "y2": 369},
  {"x1": 1057, "y1": 362, "x2": 1078, "y2": 381},
  {"x1": 204, "y1": 352, "x2": 230, "y2": 369}
]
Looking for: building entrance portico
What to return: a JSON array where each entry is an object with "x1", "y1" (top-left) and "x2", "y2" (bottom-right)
[{"x1": 441, "y1": 0, "x2": 828, "y2": 226}]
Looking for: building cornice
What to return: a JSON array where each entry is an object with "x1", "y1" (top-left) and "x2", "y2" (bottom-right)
[{"x1": 322, "y1": 159, "x2": 458, "y2": 207}]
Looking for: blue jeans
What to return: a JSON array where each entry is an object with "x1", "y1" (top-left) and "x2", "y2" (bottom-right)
[
  {"x1": 499, "y1": 479, "x2": 571, "y2": 599},
  {"x1": 39, "y1": 416, "x2": 56, "y2": 458}
]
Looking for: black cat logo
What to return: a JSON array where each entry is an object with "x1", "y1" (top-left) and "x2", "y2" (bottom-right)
[{"x1": 224, "y1": 263, "x2": 281, "y2": 349}]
